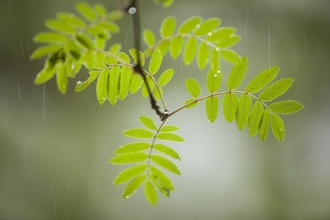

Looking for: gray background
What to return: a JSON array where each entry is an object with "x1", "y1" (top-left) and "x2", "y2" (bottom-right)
[{"x1": 1, "y1": 0, "x2": 330, "y2": 219}]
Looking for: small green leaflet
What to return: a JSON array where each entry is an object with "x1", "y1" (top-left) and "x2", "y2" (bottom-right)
[
  {"x1": 129, "y1": 49, "x2": 145, "y2": 67},
  {"x1": 96, "y1": 69, "x2": 109, "y2": 105},
  {"x1": 248, "y1": 101, "x2": 264, "y2": 137},
  {"x1": 153, "y1": 87, "x2": 163, "y2": 101},
  {"x1": 149, "y1": 49, "x2": 163, "y2": 75},
  {"x1": 178, "y1": 16, "x2": 202, "y2": 34},
  {"x1": 84, "y1": 50, "x2": 94, "y2": 70},
  {"x1": 76, "y1": 34, "x2": 94, "y2": 49},
  {"x1": 183, "y1": 37, "x2": 198, "y2": 65},
  {"x1": 109, "y1": 43, "x2": 121, "y2": 53},
  {"x1": 75, "y1": 70, "x2": 100, "y2": 92},
  {"x1": 186, "y1": 78, "x2": 201, "y2": 99},
  {"x1": 184, "y1": 99, "x2": 198, "y2": 109},
  {"x1": 156, "y1": 40, "x2": 170, "y2": 55},
  {"x1": 122, "y1": 175, "x2": 147, "y2": 199},
  {"x1": 268, "y1": 100, "x2": 304, "y2": 114},
  {"x1": 150, "y1": 165, "x2": 175, "y2": 191},
  {"x1": 210, "y1": 47, "x2": 221, "y2": 71},
  {"x1": 205, "y1": 27, "x2": 237, "y2": 42},
  {"x1": 144, "y1": 181, "x2": 158, "y2": 206},
  {"x1": 206, "y1": 96, "x2": 219, "y2": 123},
  {"x1": 119, "y1": 66, "x2": 133, "y2": 100},
  {"x1": 160, "y1": 125, "x2": 179, "y2": 132},
  {"x1": 109, "y1": 152, "x2": 149, "y2": 164},
  {"x1": 223, "y1": 93, "x2": 238, "y2": 123},
  {"x1": 34, "y1": 62, "x2": 59, "y2": 85},
  {"x1": 216, "y1": 35, "x2": 241, "y2": 48},
  {"x1": 194, "y1": 18, "x2": 221, "y2": 36},
  {"x1": 34, "y1": 32, "x2": 67, "y2": 43},
  {"x1": 153, "y1": 0, "x2": 175, "y2": 8},
  {"x1": 154, "y1": 144, "x2": 180, "y2": 160},
  {"x1": 130, "y1": 73, "x2": 143, "y2": 95},
  {"x1": 227, "y1": 57, "x2": 248, "y2": 90},
  {"x1": 124, "y1": 128, "x2": 154, "y2": 139},
  {"x1": 45, "y1": 19, "x2": 76, "y2": 34},
  {"x1": 114, "y1": 142, "x2": 150, "y2": 154},
  {"x1": 271, "y1": 114, "x2": 285, "y2": 142},
  {"x1": 158, "y1": 69, "x2": 174, "y2": 87},
  {"x1": 94, "y1": 3, "x2": 107, "y2": 16},
  {"x1": 236, "y1": 94, "x2": 252, "y2": 130},
  {"x1": 258, "y1": 78, "x2": 294, "y2": 102},
  {"x1": 144, "y1": 29, "x2": 156, "y2": 47},
  {"x1": 108, "y1": 66, "x2": 120, "y2": 105},
  {"x1": 151, "y1": 155, "x2": 181, "y2": 175},
  {"x1": 160, "y1": 16, "x2": 176, "y2": 38},
  {"x1": 170, "y1": 35, "x2": 184, "y2": 59},
  {"x1": 245, "y1": 66, "x2": 279, "y2": 93},
  {"x1": 197, "y1": 41, "x2": 209, "y2": 70},
  {"x1": 57, "y1": 12, "x2": 86, "y2": 27},
  {"x1": 206, "y1": 69, "x2": 222, "y2": 94},
  {"x1": 76, "y1": 2, "x2": 97, "y2": 21},
  {"x1": 56, "y1": 64, "x2": 68, "y2": 95},
  {"x1": 140, "y1": 116, "x2": 158, "y2": 130},
  {"x1": 30, "y1": 45, "x2": 61, "y2": 60},
  {"x1": 221, "y1": 49, "x2": 242, "y2": 64},
  {"x1": 157, "y1": 133, "x2": 184, "y2": 142},
  {"x1": 94, "y1": 51, "x2": 106, "y2": 68},
  {"x1": 259, "y1": 109, "x2": 271, "y2": 141},
  {"x1": 113, "y1": 164, "x2": 147, "y2": 184}
]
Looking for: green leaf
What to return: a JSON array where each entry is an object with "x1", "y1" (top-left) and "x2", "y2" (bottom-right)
[
  {"x1": 259, "y1": 109, "x2": 271, "y2": 141},
  {"x1": 108, "y1": 66, "x2": 120, "y2": 105},
  {"x1": 75, "y1": 70, "x2": 100, "y2": 92},
  {"x1": 30, "y1": 45, "x2": 61, "y2": 60},
  {"x1": 130, "y1": 73, "x2": 143, "y2": 95},
  {"x1": 268, "y1": 100, "x2": 304, "y2": 114},
  {"x1": 245, "y1": 66, "x2": 280, "y2": 93},
  {"x1": 153, "y1": 87, "x2": 163, "y2": 101},
  {"x1": 210, "y1": 47, "x2": 221, "y2": 71},
  {"x1": 114, "y1": 165, "x2": 147, "y2": 184},
  {"x1": 56, "y1": 64, "x2": 68, "y2": 95},
  {"x1": 227, "y1": 57, "x2": 248, "y2": 90},
  {"x1": 206, "y1": 69, "x2": 222, "y2": 94},
  {"x1": 185, "y1": 78, "x2": 201, "y2": 99},
  {"x1": 160, "y1": 16, "x2": 176, "y2": 38},
  {"x1": 248, "y1": 101, "x2": 264, "y2": 137},
  {"x1": 45, "y1": 19, "x2": 76, "y2": 34},
  {"x1": 183, "y1": 37, "x2": 198, "y2": 65},
  {"x1": 119, "y1": 52, "x2": 130, "y2": 63},
  {"x1": 184, "y1": 99, "x2": 198, "y2": 109},
  {"x1": 197, "y1": 41, "x2": 209, "y2": 70},
  {"x1": 178, "y1": 16, "x2": 202, "y2": 34},
  {"x1": 109, "y1": 43, "x2": 121, "y2": 53},
  {"x1": 236, "y1": 94, "x2": 252, "y2": 130},
  {"x1": 206, "y1": 96, "x2": 219, "y2": 123},
  {"x1": 143, "y1": 29, "x2": 156, "y2": 47},
  {"x1": 223, "y1": 93, "x2": 239, "y2": 123},
  {"x1": 158, "y1": 69, "x2": 174, "y2": 87},
  {"x1": 149, "y1": 49, "x2": 163, "y2": 75},
  {"x1": 150, "y1": 165, "x2": 174, "y2": 192},
  {"x1": 129, "y1": 49, "x2": 145, "y2": 67},
  {"x1": 216, "y1": 35, "x2": 241, "y2": 48},
  {"x1": 221, "y1": 49, "x2": 242, "y2": 64},
  {"x1": 271, "y1": 114, "x2": 285, "y2": 142},
  {"x1": 144, "y1": 181, "x2": 158, "y2": 206},
  {"x1": 170, "y1": 35, "x2": 184, "y2": 59},
  {"x1": 153, "y1": 0, "x2": 175, "y2": 8},
  {"x1": 94, "y1": 51, "x2": 106, "y2": 68},
  {"x1": 109, "y1": 152, "x2": 149, "y2": 164},
  {"x1": 194, "y1": 18, "x2": 221, "y2": 36},
  {"x1": 141, "y1": 75, "x2": 155, "y2": 98},
  {"x1": 76, "y1": 34, "x2": 93, "y2": 49},
  {"x1": 140, "y1": 116, "x2": 158, "y2": 130},
  {"x1": 160, "y1": 125, "x2": 179, "y2": 132},
  {"x1": 84, "y1": 50, "x2": 94, "y2": 70},
  {"x1": 76, "y1": 2, "x2": 97, "y2": 21},
  {"x1": 157, "y1": 133, "x2": 184, "y2": 142},
  {"x1": 205, "y1": 27, "x2": 237, "y2": 42},
  {"x1": 33, "y1": 32, "x2": 67, "y2": 43},
  {"x1": 119, "y1": 66, "x2": 133, "y2": 100},
  {"x1": 151, "y1": 155, "x2": 181, "y2": 175},
  {"x1": 57, "y1": 12, "x2": 85, "y2": 27},
  {"x1": 34, "y1": 62, "x2": 59, "y2": 85},
  {"x1": 122, "y1": 175, "x2": 147, "y2": 199},
  {"x1": 96, "y1": 69, "x2": 109, "y2": 105},
  {"x1": 124, "y1": 128, "x2": 154, "y2": 139},
  {"x1": 258, "y1": 78, "x2": 294, "y2": 102},
  {"x1": 115, "y1": 142, "x2": 150, "y2": 154},
  {"x1": 154, "y1": 144, "x2": 180, "y2": 160},
  {"x1": 156, "y1": 40, "x2": 170, "y2": 55}
]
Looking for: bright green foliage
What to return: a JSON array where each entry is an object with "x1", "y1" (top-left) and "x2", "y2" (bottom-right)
[
  {"x1": 108, "y1": 66, "x2": 120, "y2": 105},
  {"x1": 259, "y1": 109, "x2": 271, "y2": 141},
  {"x1": 227, "y1": 57, "x2": 248, "y2": 90},
  {"x1": 119, "y1": 66, "x2": 133, "y2": 100},
  {"x1": 144, "y1": 29, "x2": 156, "y2": 47},
  {"x1": 124, "y1": 128, "x2": 154, "y2": 139},
  {"x1": 186, "y1": 78, "x2": 201, "y2": 99},
  {"x1": 245, "y1": 67, "x2": 279, "y2": 93},
  {"x1": 153, "y1": 0, "x2": 175, "y2": 8},
  {"x1": 75, "y1": 70, "x2": 99, "y2": 92},
  {"x1": 161, "y1": 17, "x2": 176, "y2": 38},
  {"x1": 140, "y1": 116, "x2": 158, "y2": 130},
  {"x1": 113, "y1": 165, "x2": 147, "y2": 184},
  {"x1": 269, "y1": 100, "x2": 304, "y2": 114},
  {"x1": 96, "y1": 69, "x2": 108, "y2": 105},
  {"x1": 271, "y1": 114, "x2": 285, "y2": 142},
  {"x1": 160, "y1": 125, "x2": 179, "y2": 132},
  {"x1": 178, "y1": 16, "x2": 202, "y2": 34},
  {"x1": 110, "y1": 153, "x2": 149, "y2": 164},
  {"x1": 76, "y1": 2, "x2": 97, "y2": 21},
  {"x1": 149, "y1": 49, "x2": 163, "y2": 75},
  {"x1": 205, "y1": 27, "x2": 237, "y2": 42},
  {"x1": 259, "y1": 78, "x2": 294, "y2": 102},
  {"x1": 210, "y1": 47, "x2": 221, "y2": 71},
  {"x1": 114, "y1": 142, "x2": 150, "y2": 154},
  {"x1": 170, "y1": 35, "x2": 184, "y2": 59},
  {"x1": 206, "y1": 97, "x2": 219, "y2": 122},
  {"x1": 158, "y1": 69, "x2": 174, "y2": 87},
  {"x1": 236, "y1": 94, "x2": 252, "y2": 130},
  {"x1": 30, "y1": 45, "x2": 61, "y2": 59},
  {"x1": 194, "y1": 18, "x2": 221, "y2": 36},
  {"x1": 221, "y1": 49, "x2": 242, "y2": 63},
  {"x1": 197, "y1": 41, "x2": 209, "y2": 70},
  {"x1": 144, "y1": 180, "x2": 158, "y2": 206},
  {"x1": 223, "y1": 93, "x2": 239, "y2": 122},
  {"x1": 184, "y1": 99, "x2": 199, "y2": 109},
  {"x1": 56, "y1": 64, "x2": 68, "y2": 94},
  {"x1": 248, "y1": 101, "x2": 264, "y2": 137},
  {"x1": 151, "y1": 155, "x2": 181, "y2": 174},
  {"x1": 154, "y1": 144, "x2": 180, "y2": 160},
  {"x1": 129, "y1": 49, "x2": 145, "y2": 67},
  {"x1": 183, "y1": 37, "x2": 198, "y2": 65},
  {"x1": 206, "y1": 69, "x2": 222, "y2": 94},
  {"x1": 157, "y1": 133, "x2": 184, "y2": 142},
  {"x1": 122, "y1": 175, "x2": 147, "y2": 199}
]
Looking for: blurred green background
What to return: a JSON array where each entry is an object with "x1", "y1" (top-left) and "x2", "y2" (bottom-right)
[{"x1": 1, "y1": 0, "x2": 330, "y2": 219}]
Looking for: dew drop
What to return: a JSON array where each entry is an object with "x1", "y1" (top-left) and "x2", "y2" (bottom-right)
[
  {"x1": 128, "y1": 7, "x2": 136, "y2": 14},
  {"x1": 196, "y1": 24, "x2": 200, "y2": 28},
  {"x1": 208, "y1": 32, "x2": 212, "y2": 36},
  {"x1": 215, "y1": 47, "x2": 220, "y2": 51},
  {"x1": 217, "y1": 70, "x2": 221, "y2": 73}
]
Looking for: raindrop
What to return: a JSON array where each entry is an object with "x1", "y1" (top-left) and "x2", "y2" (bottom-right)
[
  {"x1": 244, "y1": 10, "x2": 249, "y2": 37},
  {"x1": 128, "y1": 7, "x2": 136, "y2": 14},
  {"x1": 215, "y1": 47, "x2": 220, "y2": 51},
  {"x1": 214, "y1": 74, "x2": 217, "y2": 77},
  {"x1": 268, "y1": 26, "x2": 271, "y2": 67},
  {"x1": 48, "y1": 176, "x2": 55, "y2": 195},
  {"x1": 54, "y1": 199, "x2": 57, "y2": 215},
  {"x1": 303, "y1": 34, "x2": 307, "y2": 60},
  {"x1": 196, "y1": 24, "x2": 200, "y2": 28},
  {"x1": 217, "y1": 70, "x2": 221, "y2": 73},
  {"x1": 208, "y1": 32, "x2": 212, "y2": 36},
  {"x1": 17, "y1": 82, "x2": 21, "y2": 100},
  {"x1": 76, "y1": 81, "x2": 82, "y2": 85},
  {"x1": 20, "y1": 39, "x2": 24, "y2": 55},
  {"x1": 43, "y1": 84, "x2": 46, "y2": 122}
]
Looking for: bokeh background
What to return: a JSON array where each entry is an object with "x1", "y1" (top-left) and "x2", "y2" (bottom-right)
[{"x1": 1, "y1": 0, "x2": 330, "y2": 219}]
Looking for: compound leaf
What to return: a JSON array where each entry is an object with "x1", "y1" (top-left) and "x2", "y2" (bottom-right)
[
  {"x1": 248, "y1": 101, "x2": 264, "y2": 137},
  {"x1": 108, "y1": 66, "x2": 120, "y2": 105},
  {"x1": 221, "y1": 49, "x2": 242, "y2": 64},
  {"x1": 178, "y1": 16, "x2": 202, "y2": 34},
  {"x1": 119, "y1": 66, "x2": 133, "y2": 100},
  {"x1": 227, "y1": 57, "x2": 248, "y2": 90},
  {"x1": 183, "y1": 36, "x2": 198, "y2": 65},
  {"x1": 109, "y1": 152, "x2": 149, "y2": 164},
  {"x1": 114, "y1": 142, "x2": 150, "y2": 154},
  {"x1": 160, "y1": 125, "x2": 179, "y2": 132},
  {"x1": 197, "y1": 41, "x2": 209, "y2": 70},
  {"x1": 245, "y1": 66, "x2": 279, "y2": 93},
  {"x1": 158, "y1": 69, "x2": 174, "y2": 87},
  {"x1": 30, "y1": 45, "x2": 61, "y2": 60},
  {"x1": 271, "y1": 114, "x2": 285, "y2": 142},
  {"x1": 236, "y1": 94, "x2": 252, "y2": 130},
  {"x1": 206, "y1": 69, "x2": 222, "y2": 94},
  {"x1": 153, "y1": 144, "x2": 180, "y2": 160},
  {"x1": 124, "y1": 128, "x2": 154, "y2": 139},
  {"x1": 157, "y1": 133, "x2": 184, "y2": 142},
  {"x1": 259, "y1": 78, "x2": 294, "y2": 102},
  {"x1": 268, "y1": 100, "x2": 304, "y2": 114},
  {"x1": 96, "y1": 69, "x2": 109, "y2": 105},
  {"x1": 122, "y1": 175, "x2": 147, "y2": 199},
  {"x1": 194, "y1": 18, "x2": 221, "y2": 36},
  {"x1": 144, "y1": 29, "x2": 156, "y2": 47},
  {"x1": 160, "y1": 16, "x2": 176, "y2": 38},
  {"x1": 76, "y1": 2, "x2": 97, "y2": 21},
  {"x1": 113, "y1": 164, "x2": 147, "y2": 184},
  {"x1": 223, "y1": 93, "x2": 239, "y2": 123},
  {"x1": 144, "y1": 180, "x2": 158, "y2": 206},
  {"x1": 186, "y1": 78, "x2": 201, "y2": 99},
  {"x1": 151, "y1": 155, "x2": 181, "y2": 175},
  {"x1": 149, "y1": 49, "x2": 163, "y2": 75},
  {"x1": 170, "y1": 35, "x2": 184, "y2": 59},
  {"x1": 140, "y1": 116, "x2": 158, "y2": 130},
  {"x1": 259, "y1": 109, "x2": 271, "y2": 141}
]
